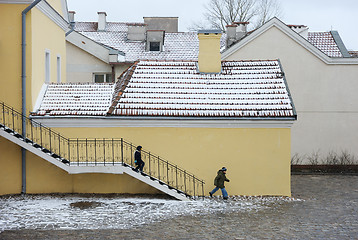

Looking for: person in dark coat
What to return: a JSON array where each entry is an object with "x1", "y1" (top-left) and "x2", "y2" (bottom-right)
[
  {"x1": 134, "y1": 145, "x2": 145, "y2": 172},
  {"x1": 209, "y1": 167, "x2": 230, "y2": 200}
]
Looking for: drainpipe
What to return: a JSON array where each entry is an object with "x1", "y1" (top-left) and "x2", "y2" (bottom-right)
[{"x1": 21, "y1": 0, "x2": 43, "y2": 194}]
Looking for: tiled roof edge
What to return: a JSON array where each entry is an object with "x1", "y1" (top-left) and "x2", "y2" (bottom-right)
[
  {"x1": 277, "y1": 59, "x2": 297, "y2": 120},
  {"x1": 330, "y1": 31, "x2": 351, "y2": 58},
  {"x1": 107, "y1": 62, "x2": 139, "y2": 115}
]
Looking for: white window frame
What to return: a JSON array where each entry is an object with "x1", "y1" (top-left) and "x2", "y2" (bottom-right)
[
  {"x1": 93, "y1": 73, "x2": 112, "y2": 83},
  {"x1": 56, "y1": 55, "x2": 61, "y2": 83},
  {"x1": 45, "y1": 50, "x2": 50, "y2": 83}
]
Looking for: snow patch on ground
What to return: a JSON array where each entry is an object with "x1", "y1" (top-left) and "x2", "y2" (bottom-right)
[{"x1": 0, "y1": 195, "x2": 302, "y2": 231}]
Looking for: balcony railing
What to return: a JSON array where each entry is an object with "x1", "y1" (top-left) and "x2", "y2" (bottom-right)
[{"x1": 0, "y1": 101, "x2": 205, "y2": 198}]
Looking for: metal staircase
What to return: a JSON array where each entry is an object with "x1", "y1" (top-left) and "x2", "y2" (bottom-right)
[{"x1": 0, "y1": 101, "x2": 205, "y2": 201}]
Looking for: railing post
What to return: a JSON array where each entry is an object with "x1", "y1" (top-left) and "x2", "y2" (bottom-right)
[
  {"x1": 121, "y1": 138, "x2": 124, "y2": 165},
  {"x1": 40, "y1": 123, "x2": 43, "y2": 147},
  {"x1": 193, "y1": 176, "x2": 196, "y2": 198},
  {"x1": 68, "y1": 139, "x2": 71, "y2": 165},
  {"x1": 94, "y1": 138, "x2": 97, "y2": 166},
  {"x1": 30, "y1": 119, "x2": 33, "y2": 142},
  {"x1": 201, "y1": 181, "x2": 204, "y2": 200},
  {"x1": 103, "y1": 138, "x2": 106, "y2": 166},
  {"x1": 184, "y1": 170, "x2": 187, "y2": 194},
  {"x1": 148, "y1": 152, "x2": 151, "y2": 175},
  {"x1": 11, "y1": 107, "x2": 15, "y2": 131},
  {"x1": 158, "y1": 156, "x2": 160, "y2": 180},
  {"x1": 85, "y1": 138, "x2": 88, "y2": 166},
  {"x1": 130, "y1": 143, "x2": 133, "y2": 166},
  {"x1": 58, "y1": 134, "x2": 60, "y2": 157},
  {"x1": 112, "y1": 138, "x2": 114, "y2": 165},
  {"x1": 2, "y1": 103, "x2": 5, "y2": 125},
  {"x1": 49, "y1": 128, "x2": 52, "y2": 152},
  {"x1": 77, "y1": 138, "x2": 79, "y2": 166},
  {"x1": 166, "y1": 161, "x2": 169, "y2": 184},
  {"x1": 175, "y1": 166, "x2": 178, "y2": 189}
]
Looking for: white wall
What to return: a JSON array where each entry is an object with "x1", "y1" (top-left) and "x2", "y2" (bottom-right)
[
  {"x1": 224, "y1": 26, "x2": 358, "y2": 163},
  {"x1": 66, "y1": 42, "x2": 111, "y2": 83}
]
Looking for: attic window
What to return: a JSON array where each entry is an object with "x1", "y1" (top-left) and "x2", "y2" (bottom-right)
[{"x1": 149, "y1": 42, "x2": 160, "y2": 51}]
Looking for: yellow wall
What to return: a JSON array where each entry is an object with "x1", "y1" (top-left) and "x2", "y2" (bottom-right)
[
  {"x1": 1, "y1": 124, "x2": 291, "y2": 196},
  {"x1": 0, "y1": 3, "x2": 67, "y2": 112},
  {"x1": 0, "y1": 138, "x2": 22, "y2": 195},
  {"x1": 54, "y1": 126, "x2": 292, "y2": 196},
  {"x1": 47, "y1": 0, "x2": 65, "y2": 17},
  {"x1": 198, "y1": 33, "x2": 222, "y2": 73},
  {"x1": 0, "y1": 4, "x2": 31, "y2": 110},
  {"x1": 25, "y1": 151, "x2": 161, "y2": 194},
  {"x1": 31, "y1": 7, "x2": 67, "y2": 110}
]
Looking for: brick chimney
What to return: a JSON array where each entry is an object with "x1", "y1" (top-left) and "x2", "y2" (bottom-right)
[
  {"x1": 226, "y1": 22, "x2": 249, "y2": 47},
  {"x1": 97, "y1": 12, "x2": 107, "y2": 31},
  {"x1": 197, "y1": 30, "x2": 222, "y2": 73}
]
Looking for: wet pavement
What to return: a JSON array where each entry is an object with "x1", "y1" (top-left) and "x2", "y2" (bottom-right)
[{"x1": 1, "y1": 175, "x2": 357, "y2": 239}]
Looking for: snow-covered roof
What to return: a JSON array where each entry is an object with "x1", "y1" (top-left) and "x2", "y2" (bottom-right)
[
  {"x1": 73, "y1": 21, "x2": 346, "y2": 61},
  {"x1": 73, "y1": 22, "x2": 225, "y2": 62},
  {"x1": 34, "y1": 83, "x2": 114, "y2": 116},
  {"x1": 110, "y1": 60, "x2": 296, "y2": 118},
  {"x1": 34, "y1": 60, "x2": 296, "y2": 119},
  {"x1": 308, "y1": 32, "x2": 343, "y2": 58}
]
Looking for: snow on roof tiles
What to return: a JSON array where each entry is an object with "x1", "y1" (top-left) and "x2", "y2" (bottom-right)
[
  {"x1": 34, "y1": 60, "x2": 295, "y2": 119},
  {"x1": 74, "y1": 22, "x2": 226, "y2": 62},
  {"x1": 110, "y1": 60, "x2": 295, "y2": 118},
  {"x1": 308, "y1": 32, "x2": 343, "y2": 58},
  {"x1": 74, "y1": 21, "x2": 344, "y2": 60},
  {"x1": 34, "y1": 83, "x2": 114, "y2": 116}
]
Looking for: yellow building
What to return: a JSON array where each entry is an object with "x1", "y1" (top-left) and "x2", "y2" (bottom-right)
[
  {"x1": 0, "y1": 2, "x2": 296, "y2": 199},
  {"x1": 0, "y1": 0, "x2": 68, "y2": 194}
]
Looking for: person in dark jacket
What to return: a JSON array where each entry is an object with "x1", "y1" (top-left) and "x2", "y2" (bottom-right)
[
  {"x1": 134, "y1": 145, "x2": 145, "y2": 172},
  {"x1": 209, "y1": 167, "x2": 230, "y2": 200}
]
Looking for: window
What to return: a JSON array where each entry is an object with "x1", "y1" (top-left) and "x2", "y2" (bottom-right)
[
  {"x1": 45, "y1": 51, "x2": 50, "y2": 83},
  {"x1": 149, "y1": 42, "x2": 160, "y2": 51},
  {"x1": 57, "y1": 55, "x2": 61, "y2": 83},
  {"x1": 94, "y1": 73, "x2": 112, "y2": 83}
]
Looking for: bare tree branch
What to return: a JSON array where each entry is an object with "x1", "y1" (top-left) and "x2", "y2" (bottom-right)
[{"x1": 189, "y1": 0, "x2": 282, "y2": 31}]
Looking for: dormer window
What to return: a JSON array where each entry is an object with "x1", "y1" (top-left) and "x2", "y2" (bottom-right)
[
  {"x1": 150, "y1": 42, "x2": 160, "y2": 51},
  {"x1": 146, "y1": 30, "x2": 165, "y2": 52}
]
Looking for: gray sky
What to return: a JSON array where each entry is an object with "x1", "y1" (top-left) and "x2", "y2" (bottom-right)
[{"x1": 67, "y1": 0, "x2": 358, "y2": 50}]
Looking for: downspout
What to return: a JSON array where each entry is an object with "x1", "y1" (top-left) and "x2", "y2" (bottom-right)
[{"x1": 21, "y1": 0, "x2": 43, "y2": 194}]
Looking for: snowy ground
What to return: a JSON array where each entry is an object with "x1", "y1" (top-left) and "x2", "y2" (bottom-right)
[{"x1": 0, "y1": 194, "x2": 300, "y2": 232}]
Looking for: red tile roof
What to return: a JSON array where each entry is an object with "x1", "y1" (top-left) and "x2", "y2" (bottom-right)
[
  {"x1": 110, "y1": 60, "x2": 295, "y2": 118},
  {"x1": 34, "y1": 60, "x2": 296, "y2": 119},
  {"x1": 34, "y1": 83, "x2": 114, "y2": 116},
  {"x1": 308, "y1": 32, "x2": 343, "y2": 58}
]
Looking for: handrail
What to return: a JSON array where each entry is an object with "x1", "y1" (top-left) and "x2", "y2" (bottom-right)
[{"x1": 0, "y1": 101, "x2": 205, "y2": 198}]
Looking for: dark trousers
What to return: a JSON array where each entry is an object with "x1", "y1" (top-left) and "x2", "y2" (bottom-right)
[{"x1": 135, "y1": 161, "x2": 145, "y2": 172}]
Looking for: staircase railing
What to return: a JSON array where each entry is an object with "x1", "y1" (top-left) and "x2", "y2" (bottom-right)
[{"x1": 0, "y1": 101, "x2": 205, "y2": 198}]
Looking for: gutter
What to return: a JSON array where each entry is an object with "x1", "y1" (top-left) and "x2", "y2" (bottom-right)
[{"x1": 21, "y1": 0, "x2": 43, "y2": 194}]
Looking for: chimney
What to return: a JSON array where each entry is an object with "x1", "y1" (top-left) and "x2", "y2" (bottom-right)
[
  {"x1": 143, "y1": 17, "x2": 178, "y2": 33},
  {"x1": 97, "y1": 12, "x2": 107, "y2": 31},
  {"x1": 68, "y1": 11, "x2": 75, "y2": 23},
  {"x1": 226, "y1": 22, "x2": 248, "y2": 47},
  {"x1": 127, "y1": 23, "x2": 147, "y2": 41},
  {"x1": 287, "y1": 25, "x2": 309, "y2": 39},
  {"x1": 197, "y1": 30, "x2": 222, "y2": 73}
]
